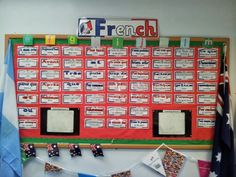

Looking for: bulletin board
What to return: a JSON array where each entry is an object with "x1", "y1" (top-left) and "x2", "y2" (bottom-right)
[{"x1": 5, "y1": 34, "x2": 229, "y2": 149}]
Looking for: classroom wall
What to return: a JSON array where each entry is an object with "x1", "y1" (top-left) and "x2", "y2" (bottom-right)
[{"x1": 0, "y1": 0, "x2": 236, "y2": 176}]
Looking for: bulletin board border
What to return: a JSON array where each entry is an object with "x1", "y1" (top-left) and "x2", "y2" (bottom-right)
[{"x1": 5, "y1": 34, "x2": 230, "y2": 149}]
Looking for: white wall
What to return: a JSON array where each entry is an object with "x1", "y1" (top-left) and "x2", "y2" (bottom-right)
[{"x1": 0, "y1": 0, "x2": 236, "y2": 176}]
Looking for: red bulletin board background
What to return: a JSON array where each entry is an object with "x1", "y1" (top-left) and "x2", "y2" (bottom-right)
[{"x1": 13, "y1": 41, "x2": 221, "y2": 144}]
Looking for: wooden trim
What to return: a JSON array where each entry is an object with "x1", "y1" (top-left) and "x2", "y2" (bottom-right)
[{"x1": 7, "y1": 34, "x2": 229, "y2": 149}]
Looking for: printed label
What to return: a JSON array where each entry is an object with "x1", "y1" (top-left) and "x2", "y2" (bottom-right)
[
  {"x1": 130, "y1": 107, "x2": 149, "y2": 117},
  {"x1": 107, "y1": 94, "x2": 127, "y2": 103},
  {"x1": 130, "y1": 82, "x2": 150, "y2": 92},
  {"x1": 153, "y1": 71, "x2": 172, "y2": 81},
  {"x1": 175, "y1": 71, "x2": 194, "y2": 80},
  {"x1": 108, "y1": 47, "x2": 128, "y2": 57},
  {"x1": 18, "y1": 107, "x2": 38, "y2": 117},
  {"x1": 17, "y1": 81, "x2": 38, "y2": 91},
  {"x1": 129, "y1": 119, "x2": 149, "y2": 129},
  {"x1": 130, "y1": 59, "x2": 150, "y2": 69},
  {"x1": 17, "y1": 46, "x2": 38, "y2": 56},
  {"x1": 108, "y1": 107, "x2": 127, "y2": 116},
  {"x1": 152, "y1": 59, "x2": 172, "y2": 69},
  {"x1": 197, "y1": 106, "x2": 216, "y2": 116},
  {"x1": 152, "y1": 82, "x2": 172, "y2": 92},
  {"x1": 17, "y1": 94, "x2": 38, "y2": 104},
  {"x1": 85, "y1": 106, "x2": 105, "y2": 116},
  {"x1": 62, "y1": 94, "x2": 82, "y2": 104},
  {"x1": 131, "y1": 48, "x2": 150, "y2": 57},
  {"x1": 175, "y1": 59, "x2": 194, "y2": 69},
  {"x1": 197, "y1": 71, "x2": 217, "y2": 81},
  {"x1": 107, "y1": 82, "x2": 128, "y2": 91},
  {"x1": 152, "y1": 48, "x2": 172, "y2": 57},
  {"x1": 175, "y1": 48, "x2": 194, "y2": 58},
  {"x1": 17, "y1": 58, "x2": 38, "y2": 68},
  {"x1": 86, "y1": 70, "x2": 105, "y2": 80},
  {"x1": 174, "y1": 94, "x2": 194, "y2": 104},
  {"x1": 62, "y1": 46, "x2": 83, "y2": 56},
  {"x1": 63, "y1": 58, "x2": 83, "y2": 68},
  {"x1": 85, "y1": 94, "x2": 105, "y2": 104},
  {"x1": 197, "y1": 94, "x2": 216, "y2": 104},
  {"x1": 40, "y1": 82, "x2": 61, "y2": 92},
  {"x1": 130, "y1": 94, "x2": 149, "y2": 104},
  {"x1": 40, "y1": 46, "x2": 60, "y2": 56},
  {"x1": 19, "y1": 119, "x2": 38, "y2": 129},
  {"x1": 85, "y1": 82, "x2": 105, "y2": 91},
  {"x1": 63, "y1": 82, "x2": 82, "y2": 91},
  {"x1": 85, "y1": 118, "x2": 105, "y2": 128},
  {"x1": 197, "y1": 118, "x2": 215, "y2": 128},
  {"x1": 107, "y1": 119, "x2": 127, "y2": 128},
  {"x1": 86, "y1": 47, "x2": 106, "y2": 56},
  {"x1": 152, "y1": 94, "x2": 172, "y2": 104},
  {"x1": 40, "y1": 58, "x2": 60, "y2": 68},
  {"x1": 63, "y1": 70, "x2": 82, "y2": 80},
  {"x1": 198, "y1": 48, "x2": 218, "y2": 58},
  {"x1": 130, "y1": 70, "x2": 150, "y2": 80},
  {"x1": 108, "y1": 70, "x2": 128, "y2": 80},
  {"x1": 197, "y1": 82, "x2": 217, "y2": 92},
  {"x1": 40, "y1": 94, "x2": 60, "y2": 104},
  {"x1": 40, "y1": 70, "x2": 60, "y2": 80},
  {"x1": 198, "y1": 59, "x2": 218, "y2": 69},
  {"x1": 18, "y1": 70, "x2": 38, "y2": 79},
  {"x1": 86, "y1": 59, "x2": 105, "y2": 68},
  {"x1": 174, "y1": 83, "x2": 194, "y2": 92},
  {"x1": 108, "y1": 59, "x2": 128, "y2": 69}
]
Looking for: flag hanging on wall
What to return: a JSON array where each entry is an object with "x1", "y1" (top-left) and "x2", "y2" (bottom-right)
[
  {"x1": 0, "y1": 40, "x2": 22, "y2": 177},
  {"x1": 209, "y1": 45, "x2": 235, "y2": 177}
]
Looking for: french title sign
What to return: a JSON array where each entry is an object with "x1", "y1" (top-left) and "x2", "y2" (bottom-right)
[{"x1": 78, "y1": 18, "x2": 158, "y2": 37}]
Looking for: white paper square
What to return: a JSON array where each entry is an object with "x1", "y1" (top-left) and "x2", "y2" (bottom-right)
[
  {"x1": 47, "y1": 109, "x2": 74, "y2": 133},
  {"x1": 159, "y1": 112, "x2": 185, "y2": 135}
]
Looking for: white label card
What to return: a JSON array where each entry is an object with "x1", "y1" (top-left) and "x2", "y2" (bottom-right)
[
  {"x1": 108, "y1": 47, "x2": 128, "y2": 57},
  {"x1": 62, "y1": 46, "x2": 83, "y2": 56},
  {"x1": 17, "y1": 58, "x2": 38, "y2": 68},
  {"x1": 18, "y1": 94, "x2": 38, "y2": 104},
  {"x1": 108, "y1": 107, "x2": 127, "y2": 116},
  {"x1": 197, "y1": 82, "x2": 217, "y2": 92},
  {"x1": 63, "y1": 82, "x2": 82, "y2": 91},
  {"x1": 197, "y1": 106, "x2": 216, "y2": 116},
  {"x1": 175, "y1": 71, "x2": 194, "y2": 80},
  {"x1": 108, "y1": 71, "x2": 128, "y2": 80},
  {"x1": 108, "y1": 59, "x2": 128, "y2": 69},
  {"x1": 40, "y1": 94, "x2": 60, "y2": 104},
  {"x1": 85, "y1": 106, "x2": 105, "y2": 116},
  {"x1": 17, "y1": 46, "x2": 38, "y2": 56},
  {"x1": 107, "y1": 94, "x2": 127, "y2": 104},
  {"x1": 152, "y1": 94, "x2": 172, "y2": 104},
  {"x1": 130, "y1": 119, "x2": 149, "y2": 129},
  {"x1": 85, "y1": 118, "x2": 105, "y2": 128},
  {"x1": 18, "y1": 70, "x2": 38, "y2": 79},
  {"x1": 131, "y1": 48, "x2": 150, "y2": 57},
  {"x1": 40, "y1": 46, "x2": 60, "y2": 56},
  {"x1": 175, "y1": 48, "x2": 194, "y2": 58},
  {"x1": 86, "y1": 47, "x2": 106, "y2": 56},
  {"x1": 19, "y1": 119, "x2": 38, "y2": 129},
  {"x1": 86, "y1": 70, "x2": 105, "y2": 80},
  {"x1": 18, "y1": 107, "x2": 38, "y2": 117},
  {"x1": 198, "y1": 59, "x2": 218, "y2": 69},
  {"x1": 174, "y1": 83, "x2": 194, "y2": 92},
  {"x1": 130, "y1": 71, "x2": 150, "y2": 80},
  {"x1": 175, "y1": 59, "x2": 194, "y2": 69},
  {"x1": 40, "y1": 82, "x2": 61, "y2": 92},
  {"x1": 153, "y1": 59, "x2": 172, "y2": 69},
  {"x1": 17, "y1": 81, "x2": 38, "y2": 92},
  {"x1": 153, "y1": 71, "x2": 172, "y2": 81},
  {"x1": 63, "y1": 70, "x2": 82, "y2": 80},
  {"x1": 40, "y1": 58, "x2": 60, "y2": 68},
  {"x1": 63, "y1": 58, "x2": 83, "y2": 68},
  {"x1": 107, "y1": 82, "x2": 128, "y2": 91},
  {"x1": 107, "y1": 119, "x2": 127, "y2": 128},
  {"x1": 86, "y1": 59, "x2": 105, "y2": 69},
  {"x1": 131, "y1": 59, "x2": 150, "y2": 69},
  {"x1": 197, "y1": 118, "x2": 215, "y2": 128},
  {"x1": 197, "y1": 71, "x2": 217, "y2": 81},
  {"x1": 130, "y1": 82, "x2": 150, "y2": 92},
  {"x1": 153, "y1": 48, "x2": 172, "y2": 57},
  {"x1": 198, "y1": 48, "x2": 218, "y2": 58},
  {"x1": 63, "y1": 94, "x2": 82, "y2": 104},
  {"x1": 175, "y1": 94, "x2": 194, "y2": 104},
  {"x1": 85, "y1": 82, "x2": 105, "y2": 91},
  {"x1": 197, "y1": 94, "x2": 216, "y2": 104},
  {"x1": 85, "y1": 94, "x2": 105, "y2": 104},
  {"x1": 130, "y1": 94, "x2": 149, "y2": 104},
  {"x1": 130, "y1": 107, "x2": 149, "y2": 117},
  {"x1": 40, "y1": 70, "x2": 60, "y2": 80},
  {"x1": 152, "y1": 82, "x2": 172, "y2": 92}
]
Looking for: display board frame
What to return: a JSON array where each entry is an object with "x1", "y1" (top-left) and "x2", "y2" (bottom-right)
[{"x1": 5, "y1": 34, "x2": 230, "y2": 149}]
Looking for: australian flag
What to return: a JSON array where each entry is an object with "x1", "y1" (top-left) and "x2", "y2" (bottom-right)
[{"x1": 209, "y1": 47, "x2": 235, "y2": 177}]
